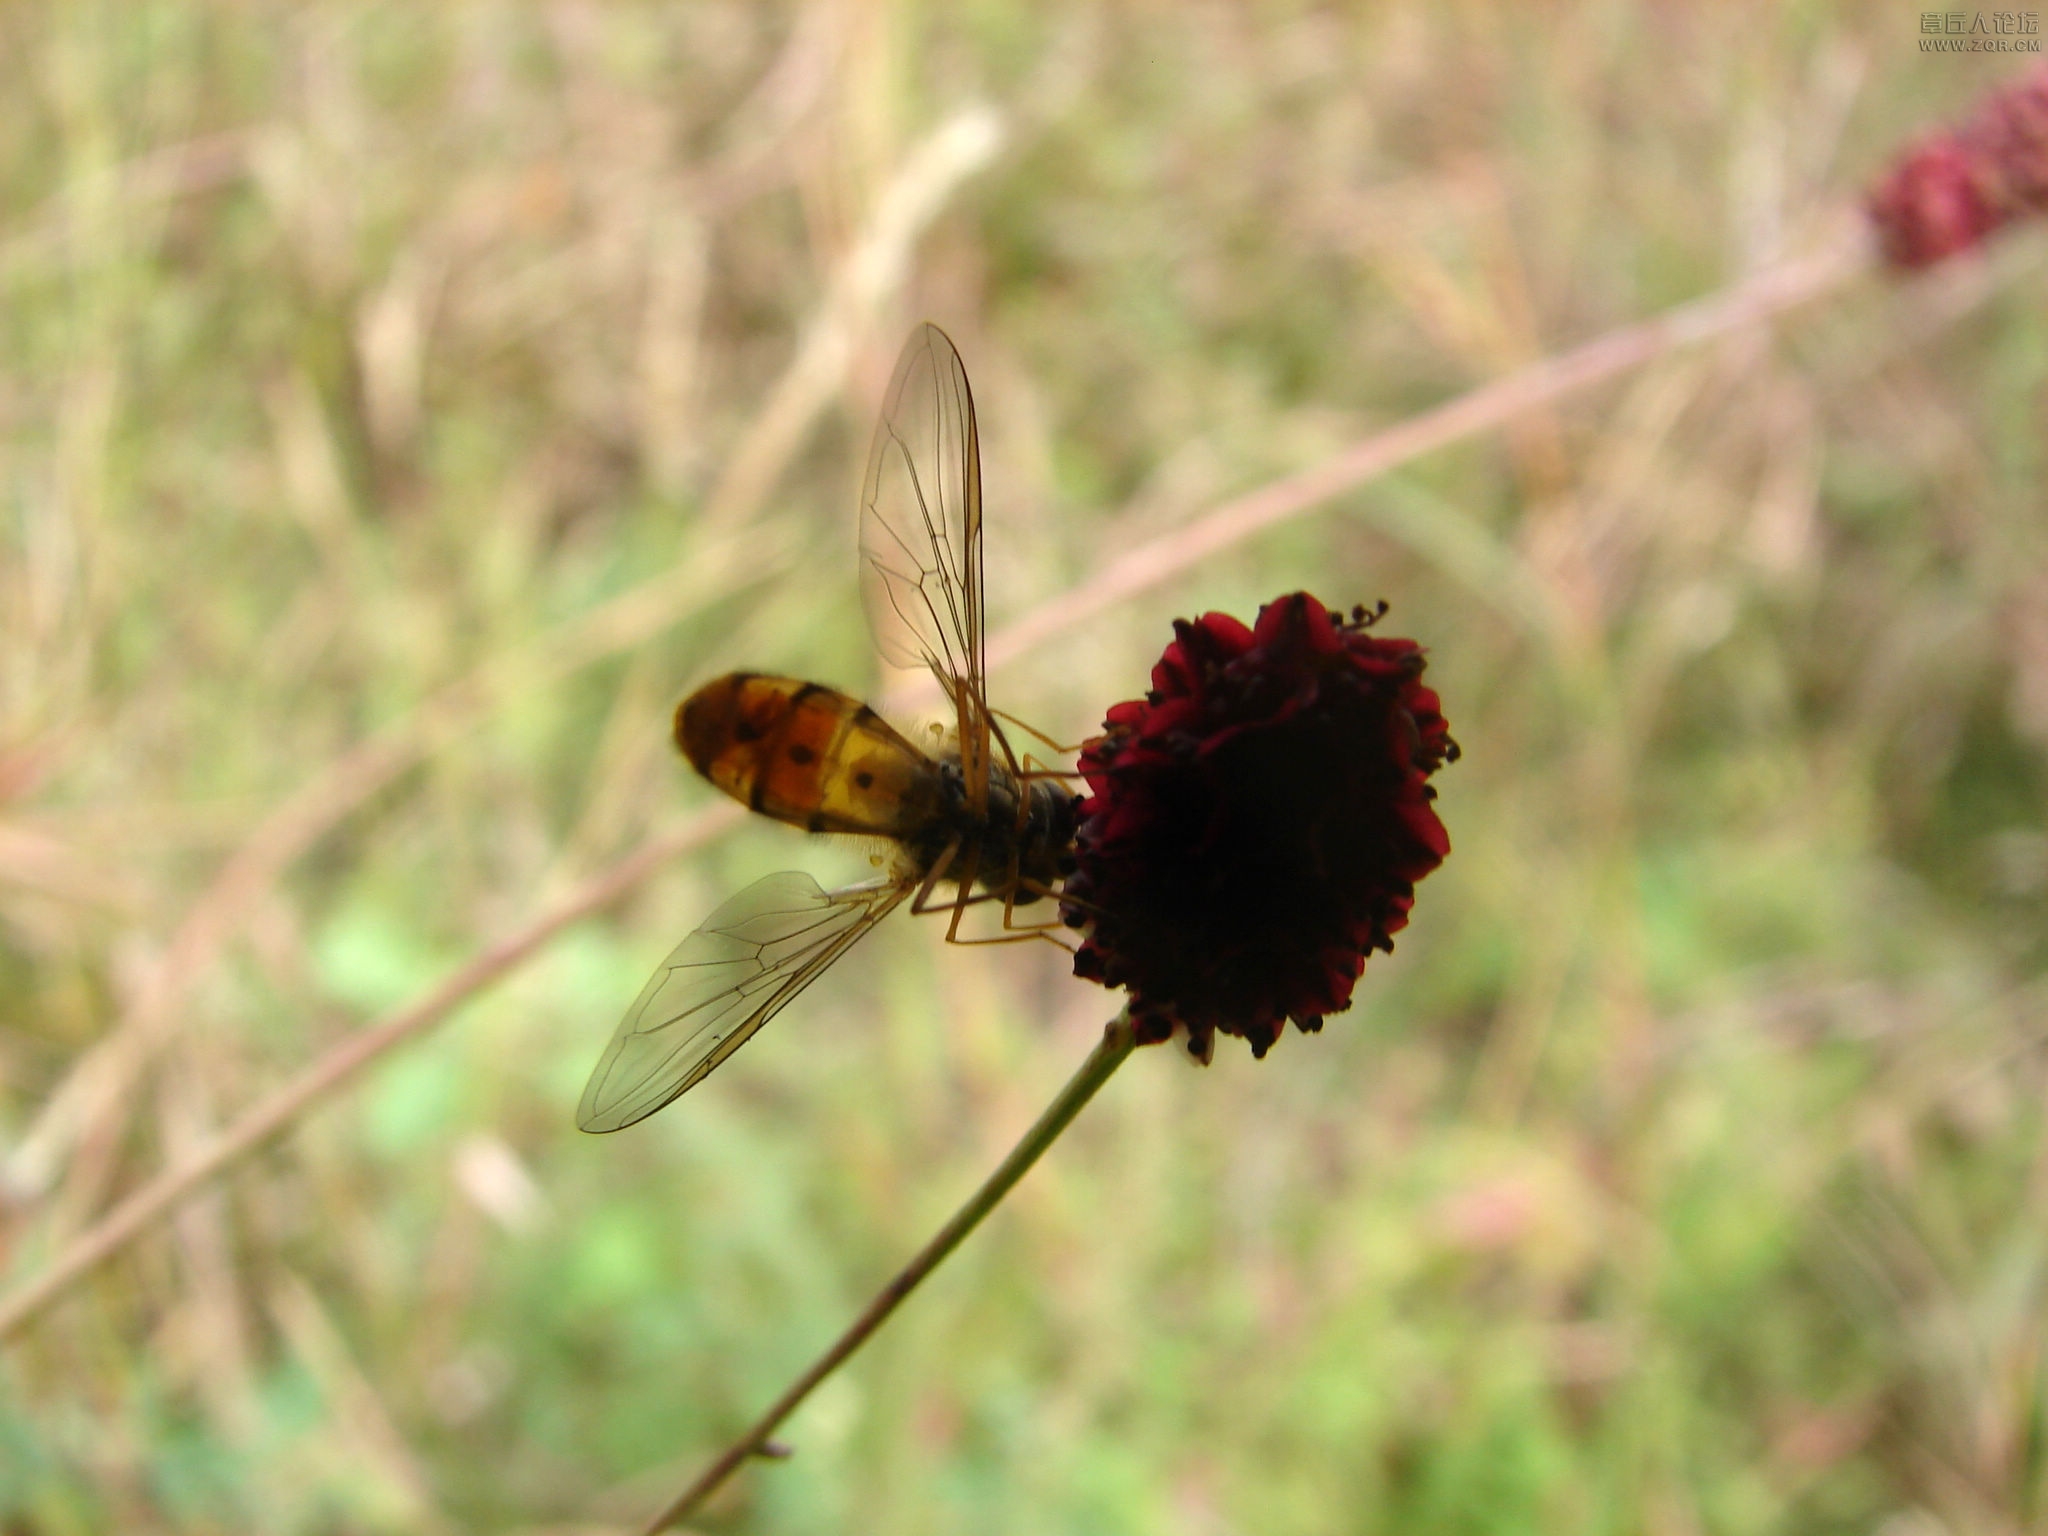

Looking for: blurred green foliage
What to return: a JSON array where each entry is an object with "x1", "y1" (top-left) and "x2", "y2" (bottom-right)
[{"x1": 4, "y1": 3, "x2": 2048, "y2": 1533}]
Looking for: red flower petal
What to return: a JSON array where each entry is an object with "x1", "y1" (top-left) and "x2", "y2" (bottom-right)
[{"x1": 1062, "y1": 593, "x2": 1458, "y2": 1062}]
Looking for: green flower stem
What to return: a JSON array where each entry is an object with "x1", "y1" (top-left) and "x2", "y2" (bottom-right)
[{"x1": 638, "y1": 1009, "x2": 1139, "y2": 1535}]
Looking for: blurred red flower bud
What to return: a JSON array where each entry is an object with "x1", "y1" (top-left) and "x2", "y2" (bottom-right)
[{"x1": 1868, "y1": 65, "x2": 2048, "y2": 268}]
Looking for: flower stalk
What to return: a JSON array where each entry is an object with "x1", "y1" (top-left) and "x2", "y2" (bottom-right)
[{"x1": 637, "y1": 1009, "x2": 1138, "y2": 1534}]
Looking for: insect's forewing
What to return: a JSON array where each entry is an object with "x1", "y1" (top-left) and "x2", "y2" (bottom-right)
[
  {"x1": 578, "y1": 871, "x2": 908, "y2": 1132},
  {"x1": 859, "y1": 322, "x2": 990, "y2": 811}
]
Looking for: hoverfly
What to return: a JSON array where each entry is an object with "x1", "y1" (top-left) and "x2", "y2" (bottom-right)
[{"x1": 578, "y1": 324, "x2": 1079, "y2": 1133}]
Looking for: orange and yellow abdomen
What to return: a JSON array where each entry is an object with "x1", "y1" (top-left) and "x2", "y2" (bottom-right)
[{"x1": 675, "y1": 673, "x2": 939, "y2": 838}]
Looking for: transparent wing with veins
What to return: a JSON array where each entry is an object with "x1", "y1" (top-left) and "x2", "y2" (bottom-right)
[
  {"x1": 859, "y1": 322, "x2": 990, "y2": 811},
  {"x1": 577, "y1": 872, "x2": 909, "y2": 1133}
]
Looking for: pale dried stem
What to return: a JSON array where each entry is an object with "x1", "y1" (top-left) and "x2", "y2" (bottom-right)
[
  {"x1": 0, "y1": 812, "x2": 737, "y2": 1344},
  {"x1": 700, "y1": 103, "x2": 1006, "y2": 532},
  {"x1": 268, "y1": 1269, "x2": 458, "y2": 1535},
  {"x1": 0, "y1": 130, "x2": 248, "y2": 275},
  {"x1": 9, "y1": 533, "x2": 789, "y2": 1201},
  {"x1": 886, "y1": 221, "x2": 1876, "y2": 716}
]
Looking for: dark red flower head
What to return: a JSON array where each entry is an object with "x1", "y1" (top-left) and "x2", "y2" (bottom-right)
[
  {"x1": 1062, "y1": 592, "x2": 1458, "y2": 1063},
  {"x1": 1868, "y1": 65, "x2": 2048, "y2": 268}
]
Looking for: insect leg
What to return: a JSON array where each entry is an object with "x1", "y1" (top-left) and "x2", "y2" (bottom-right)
[
  {"x1": 991, "y1": 708, "x2": 1087, "y2": 757},
  {"x1": 908, "y1": 838, "x2": 963, "y2": 917},
  {"x1": 942, "y1": 843, "x2": 984, "y2": 943},
  {"x1": 936, "y1": 872, "x2": 1077, "y2": 951},
  {"x1": 909, "y1": 838, "x2": 989, "y2": 945},
  {"x1": 941, "y1": 927, "x2": 1075, "y2": 950},
  {"x1": 1017, "y1": 753, "x2": 1085, "y2": 784}
]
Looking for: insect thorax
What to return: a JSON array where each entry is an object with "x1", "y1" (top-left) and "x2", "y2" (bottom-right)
[{"x1": 907, "y1": 752, "x2": 1080, "y2": 906}]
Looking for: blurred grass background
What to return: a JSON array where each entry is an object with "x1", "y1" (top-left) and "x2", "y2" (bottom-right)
[{"x1": 3, "y1": 3, "x2": 2047, "y2": 1533}]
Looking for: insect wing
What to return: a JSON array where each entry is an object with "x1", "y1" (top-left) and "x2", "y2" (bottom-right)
[
  {"x1": 859, "y1": 323, "x2": 991, "y2": 809},
  {"x1": 577, "y1": 871, "x2": 907, "y2": 1132}
]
